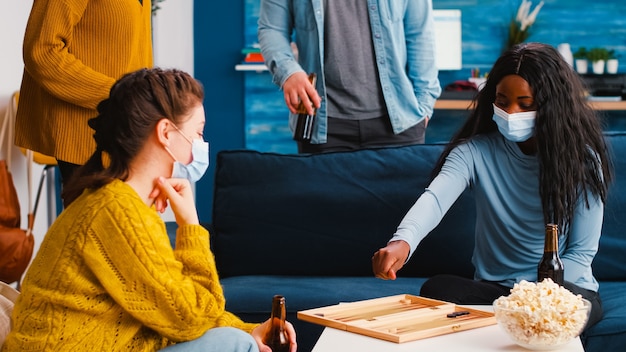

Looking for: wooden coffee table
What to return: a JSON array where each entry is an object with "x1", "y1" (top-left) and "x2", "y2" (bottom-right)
[{"x1": 311, "y1": 305, "x2": 584, "y2": 352}]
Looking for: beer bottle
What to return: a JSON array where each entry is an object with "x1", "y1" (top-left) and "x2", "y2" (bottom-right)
[
  {"x1": 537, "y1": 223, "x2": 564, "y2": 285},
  {"x1": 293, "y1": 73, "x2": 317, "y2": 141},
  {"x1": 263, "y1": 295, "x2": 290, "y2": 352}
]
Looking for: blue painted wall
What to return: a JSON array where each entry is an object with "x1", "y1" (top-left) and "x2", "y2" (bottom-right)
[
  {"x1": 194, "y1": 1, "x2": 246, "y2": 223},
  {"x1": 194, "y1": 0, "x2": 626, "y2": 221},
  {"x1": 434, "y1": 0, "x2": 626, "y2": 85}
]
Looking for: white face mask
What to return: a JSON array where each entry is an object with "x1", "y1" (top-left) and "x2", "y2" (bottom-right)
[
  {"x1": 492, "y1": 104, "x2": 536, "y2": 142},
  {"x1": 171, "y1": 138, "x2": 209, "y2": 183},
  {"x1": 166, "y1": 125, "x2": 210, "y2": 183}
]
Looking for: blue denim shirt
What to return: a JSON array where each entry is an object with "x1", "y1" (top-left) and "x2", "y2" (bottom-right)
[{"x1": 258, "y1": 0, "x2": 442, "y2": 144}]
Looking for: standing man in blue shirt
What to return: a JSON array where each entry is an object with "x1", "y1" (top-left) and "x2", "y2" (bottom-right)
[{"x1": 258, "y1": 0, "x2": 441, "y2": 153}]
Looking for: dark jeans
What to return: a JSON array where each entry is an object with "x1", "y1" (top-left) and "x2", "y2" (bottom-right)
[
  {"x1": 57, "y1": 160, "x2": 81, "y2": 208},
  {"x1": 298, "y1": 116, "x2": 426, "y2": 153},
  {"x1": 420, "y1": 274, "x2": 603, "y2": 330}
]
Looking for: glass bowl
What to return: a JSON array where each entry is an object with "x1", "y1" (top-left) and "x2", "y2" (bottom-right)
[{"x1": 493, "y1": 298, "x2": 591, "y2": 350}]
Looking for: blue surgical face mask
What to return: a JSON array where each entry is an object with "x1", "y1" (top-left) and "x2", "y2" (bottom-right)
[
  {"x1": 492, "y1": 104, "x2": 536, "y2": 142},
  {"x1": 168, "y1": 126, "x2": 210, "y2": 183}
]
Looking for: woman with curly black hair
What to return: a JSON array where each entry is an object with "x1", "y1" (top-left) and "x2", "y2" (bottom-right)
[{"x1": 372, "y1": 42, "x2": 613, "y2": 330}]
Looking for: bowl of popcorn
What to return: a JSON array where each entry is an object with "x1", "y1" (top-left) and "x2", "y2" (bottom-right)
[{"x1": 493, "y1": 279, "x2": 591, "y2": 350}]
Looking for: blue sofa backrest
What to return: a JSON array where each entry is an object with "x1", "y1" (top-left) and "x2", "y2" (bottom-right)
[
  {"x1": 594, "y1": 132, "x2": 626, "y2": 281},
  {"x1": 210, "y1": 133, "x2": 626, "y2": 282},
  {"x1": 211, "y1": 143, "x2": 476, "y2": 279}
]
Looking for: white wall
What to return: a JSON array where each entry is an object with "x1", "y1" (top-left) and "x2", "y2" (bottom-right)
[
  {"x1": 0, "y1": 0, "x2": 45, "y2": 265},
  {"x1": 153, "y1": 0, "x2": 195, "y2": 75},
  {"x1": 0, "y1": 1, "x2": 194, "y2": 277}
]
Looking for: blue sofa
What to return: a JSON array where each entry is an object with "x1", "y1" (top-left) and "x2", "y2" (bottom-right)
[{"x1": 197, "y1": 132, "x2": 626, "y2": 352}]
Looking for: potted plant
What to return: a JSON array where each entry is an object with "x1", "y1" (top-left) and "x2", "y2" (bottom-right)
[
  {"x1": 505, "y1": 0, "x2": 544, "y2": 51},
  {"x1": 573, "y1": 47, "x2": 588, "y2": 74},
  {"x1": 587, "y1": 47, "x2": 610, "y2": 74},
  {"x1": 607, "y1": 49, "x2": 619, "y2": 74}
]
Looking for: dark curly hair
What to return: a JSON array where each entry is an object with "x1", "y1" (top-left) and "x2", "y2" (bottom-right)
[
  {"x1": 62, "y1": 67, "x2": 204, "y2": 205},
  {"x1": 433, "y1": 42, "x2": 613, "y2": 231}
]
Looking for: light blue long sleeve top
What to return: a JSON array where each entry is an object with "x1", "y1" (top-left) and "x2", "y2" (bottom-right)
[
  {"x1": 391, "y1": 133, "x2": 603, "y2": 292},
  {"x1": 257, "y1": 0, "x2": 441, "y2": 144}
]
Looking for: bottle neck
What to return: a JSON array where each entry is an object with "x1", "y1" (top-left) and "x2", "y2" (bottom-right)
[
  {"x1": 264, "y1": 295, "x2": 290, "y2": 349},
  {"x1": 544, "y1": 224, "x2": 559, "y2": 253},
  {"x1": 270, "y1": 296, "x2": 286, "y2": 327}
]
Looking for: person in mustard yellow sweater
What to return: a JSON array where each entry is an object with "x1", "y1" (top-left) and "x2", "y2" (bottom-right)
[
  {"x1": 15, "y1": 0, "x2": 153, "y2": 198},
  {"x1": 1, "y1": 68, "x2": 297, "y2": 352}
]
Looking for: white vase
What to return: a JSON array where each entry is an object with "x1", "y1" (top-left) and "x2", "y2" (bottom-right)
[
  {"x1": 558, "y1": 43, "x2": 574, "y2": 67},
  {"x1": 575, "y1": 59, "x2": 588, "y2": 74},
  {"x1": 592, "y1": 60, "x2": 605, "y2": 74},
  {"x1": 607, "y1": 59, "x2": 619, "y2": 74}
]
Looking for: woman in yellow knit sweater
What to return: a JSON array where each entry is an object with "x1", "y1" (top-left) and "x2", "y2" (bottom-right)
[
  {"x1": 15, "y1": 0, "x2": 153, "y2": 197},
  {"x1": 2, "y1": 68, "x2": 297, "y2": 352}
]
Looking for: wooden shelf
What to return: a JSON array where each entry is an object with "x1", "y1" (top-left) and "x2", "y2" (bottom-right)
[
  {"x1": 232, "y1": 64, "x2": 626, "y2": 112},
  {"x1": 434, "y1": 100, "x2": 474, "y2": 110},
  {"x1": 434, "y1": 99, "x2": 626, "y2": 111},
  {"x1": 589, "y1": 100, "x2": 626, "y2": 110}
]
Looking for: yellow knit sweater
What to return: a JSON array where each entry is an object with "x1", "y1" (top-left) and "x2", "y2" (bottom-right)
[
  {"x1": 15, "y1": 0, "x2": 153, "y2": 165},
  {"x1": 1, "y1": 180, "x2": 258, "y2": 351}
]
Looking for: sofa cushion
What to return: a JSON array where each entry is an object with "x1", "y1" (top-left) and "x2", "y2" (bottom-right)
[
  {"x1": 592, "y1": 133, "x2": 626, "y2": 281},
  {"x1": 211, "y1": 144, "x2": 476, "y2": 279},
  {"x1": 0, "y1": 282, "x2": 19, "y2": 347},
  {"x1": 221, "y1": 275, "x2": 428, "y2": 314},
  {"x1": 581, "y1": 281, "x2": 626, "y2": 352}
]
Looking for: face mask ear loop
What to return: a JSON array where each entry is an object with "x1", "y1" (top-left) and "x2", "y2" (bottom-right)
[
  {"x1": 164, "y1": 123, "x2": 192, "y2": 162},
  {"x1": 172, "y1": 123, "x2": 194, "y2": 144},
  {"x1": 164, "y1": 145, "x2": 178, "y2": 162}
]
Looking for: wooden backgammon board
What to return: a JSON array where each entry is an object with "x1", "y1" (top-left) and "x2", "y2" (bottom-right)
[{"x1": 297, "y1": 294, "x2": 496, "y2": 343}]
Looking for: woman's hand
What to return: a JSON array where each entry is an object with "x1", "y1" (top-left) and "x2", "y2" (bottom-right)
[
  {"x1": 149, "y1": 176, "x2": 199, "y2": 226},
  {"x1": 251, "y1": 318, "x2": 297, "y2": 352},
  {"x1": 372, "y1": 240, "x2": 410, "y2": 280}
]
